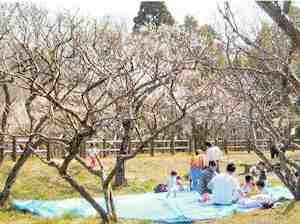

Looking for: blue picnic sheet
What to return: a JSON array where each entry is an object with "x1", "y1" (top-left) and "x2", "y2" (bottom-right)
[{"x1": 12, "y1": 186, "x2": 293, "y2": 223}]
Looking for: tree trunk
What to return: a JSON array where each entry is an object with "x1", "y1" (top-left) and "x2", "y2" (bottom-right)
[
  {"x1": 62, "y1": 174, "x2": 109, "y2": 223},
  {"x1": 114, "y1": 156, "x2": 126, "y2": 187},
  {"x1": 12, "y1": 136, "x2": 17, "y2": 162},
  {"x1": 103, "y1": 185, "x2": 117, "y2": 222},
  {"x1": 222, "y1": 139, "x2": 228, "y2": 155},
  {"x1": 114, "y1": 119, "x2": 131, "y2": 187},
  {"x1": 46, "y1": 142, "x2": 51, "y2": 161},
  {"x1": 1, "y1": 84, "x2": 11, "y2": 165},
  {"x1": 0, "y1": 147, "x2": 32, "y2": 207},
  {"x1": 257, "y1": 2, "x2": 300, "y2": 48},
  {"x1": 188, "y1": 136, "x2": 192, "y2": 154},
  {"x1": 150, "y1": 138, "x2": 155, "y2": 157},
  {"x1": 0, "y1": 135, "x2": 4, "y2": 166},
  {"x1": 249, "y1": 109, "x2": 300, "y2": 199},
  {"x1": 170, "y1": 135, "x2": 175, "y2": 155},
  {"x1": 296, "y1": 170, "x2": 300, "y2": 200}
]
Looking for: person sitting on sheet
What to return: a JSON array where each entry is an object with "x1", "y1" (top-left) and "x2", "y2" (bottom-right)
[
  {"x1": 167, "y1": 171, "x2": 179, "y2": 198},
  {"x1": 256, "y1": 162, "x2": 270, "y2": 187},
  {"x1": 238, "y1": 180, "x2": 279, "y2": 209},
  {"x1": 241, "y1": 175, "x2": 255, "y2": 196},
  {"x1": 176, "y1": 176, "x2": 185, "y2": 192},
  {"x1": 208, "y1": 163, "x2": 242, "y2": 205},
  {"x1": 198, "y1": 161, "x2": 217, "y2": 195},
  {"x1": 250, "y1": 162, "x2": 269, "y2": 184}
]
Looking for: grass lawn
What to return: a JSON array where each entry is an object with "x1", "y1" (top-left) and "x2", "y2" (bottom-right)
[{"x1": 0, "y1": 151, "x2": 300, "y2": 224}]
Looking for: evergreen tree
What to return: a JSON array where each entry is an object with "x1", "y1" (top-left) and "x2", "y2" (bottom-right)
[
  {"x1": 182, "y1": 15, "x2": 199, "y2": 33},
  {"x1": 133, "y1": 1, "x2": 175, "y2": 32}
]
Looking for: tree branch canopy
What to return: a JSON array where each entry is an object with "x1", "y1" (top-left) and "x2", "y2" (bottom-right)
[{"x1": 257, "y1": 1, "x2": 300, "y2": 48}]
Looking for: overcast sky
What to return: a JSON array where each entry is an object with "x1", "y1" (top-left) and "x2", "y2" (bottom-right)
[{"x1": 2, "y1": 0, "x2": 271, "y2": 29}]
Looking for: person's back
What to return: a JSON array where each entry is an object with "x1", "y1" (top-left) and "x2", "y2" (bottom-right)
[
  {"x1": 208, "y1": 163, "x2": 240, "y2": 205},
  {"x1": 241, "y1": 175, "x2": 255, "y2": 196},
  {"x1": 205, "y1": 142, "x2": 223, "y2": 172},
  {"x1": 208, "y1": 146, "x2": 222, "y2": 161},
  {"x1": 190, "y1": 154, "x2": 205, "y2": 169},
  {"x1": 199, "y1": 161, "x2": 217, "y2": 194}
]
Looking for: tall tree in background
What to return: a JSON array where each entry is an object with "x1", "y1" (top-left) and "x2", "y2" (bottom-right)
[
  {"x1": 133, "y1": 1, "x2": 175, "y2": 32},
  {"x1": 182, "y1": 15, "x2": 199, "y2": 33}
]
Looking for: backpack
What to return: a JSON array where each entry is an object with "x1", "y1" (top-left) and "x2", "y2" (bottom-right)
[
  {"x1": 261, "y1": 202, "x2": 274, "y2": 209},
  {"x1": 154, "y1": 184, "x2": 168, "y2": 193}
]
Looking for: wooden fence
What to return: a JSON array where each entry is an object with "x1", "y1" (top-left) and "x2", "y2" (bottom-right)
[{"x1": 2, "y1": 136, "x2": 300, "y2": 161}]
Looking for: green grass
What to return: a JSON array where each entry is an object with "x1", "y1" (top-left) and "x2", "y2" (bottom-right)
[{"x1": 1, "y1": 151, "x2": 300, "y2": 223}]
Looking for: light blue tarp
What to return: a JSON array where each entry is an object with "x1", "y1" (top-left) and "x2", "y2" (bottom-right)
[{"x1": 12, "y1": 187, "x2": 293, "y2": 223}]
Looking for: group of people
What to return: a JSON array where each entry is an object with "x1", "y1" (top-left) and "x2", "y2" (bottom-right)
[
  {"x1": 166, "y1": 142, "x2": 286, "y2": 208},
  {"x1": 189, "y1": 142, "x2": 223, "y2": 192}
]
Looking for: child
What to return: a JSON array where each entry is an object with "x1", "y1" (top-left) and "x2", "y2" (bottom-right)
[
  {"x1": 176, "y1": 176, "x2": 185, "y2": 192},
  {"x1": 167, "y1": 171, "x2": 178, "y2": 198},
  {"x1": 87, "y1": 143, "x2": 98, "y2": 169},
  {"x1": 241, "y1": 175, "x2": 255, "y2": 196},
  {"x1": 238, "y1": 180, "x2": 274, "y2": 209},
  {"x1": 255, "y1": 180, "x2": 268, "y2": 194},
  {"x1": 257, "y1": 162, "x2": 268, "y2": 186}
]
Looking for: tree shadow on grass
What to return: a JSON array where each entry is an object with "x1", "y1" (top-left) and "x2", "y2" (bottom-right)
[{"x1": 283, "y1": 200, "x2": 296, "y2": 215}]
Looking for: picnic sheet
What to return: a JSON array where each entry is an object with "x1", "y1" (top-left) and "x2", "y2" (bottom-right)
[{"x1": 12, "y1": 186, "x2": 293, "y2": 223}]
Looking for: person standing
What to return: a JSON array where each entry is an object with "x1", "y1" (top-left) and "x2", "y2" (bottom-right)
[
  {"x1": 270, "y1": 144, "x2": 279, "y2": 159},
  {"x1": 205, "y1": 142, "x2": 223, "y2": 173},
  {"x1": 166, "y1": 171, "x2": 178, "y2": 198},
  {"x1": 87, "y1": 143, "x2": 98, "y2": 169},
  {"x1": 190, "y1": 150, "x2": 205, "y2": 191}
]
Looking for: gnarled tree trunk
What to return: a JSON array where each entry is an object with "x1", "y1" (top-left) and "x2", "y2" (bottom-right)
[
  {"x1": 0, "y1": 84, "x2": 11, "y2": 165},
  {"x1": 0, "y1": 146, "x2": 32, "y2": 207},
  {"x1": 114, "y1": 119, "x2": 132, "y2": 187}
]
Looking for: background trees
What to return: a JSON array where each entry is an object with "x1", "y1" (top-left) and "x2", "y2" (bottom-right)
[
  {"x1": 2, "y1": 0, "x2": 300, "y2": 222},
  {"x1": 217, "y1": 1, "x2": 300, "y2": 199},
  {"x1": 133, "y1": 1, "x2": 175, "y2": 32},
  {"x1": 0, "y1": 2, "x2": 219, "y2": 222}
]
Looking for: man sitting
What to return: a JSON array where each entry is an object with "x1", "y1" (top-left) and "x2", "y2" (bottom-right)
[
  {"x1": 238, "y1": 180, "x2": 285, "y2": 209},
  {"x1": 208, "y1": 163, "x2": 241, "y2": 205},
  {"x1": 199, "y1": 161, "x2": 217, "y2": 195}
]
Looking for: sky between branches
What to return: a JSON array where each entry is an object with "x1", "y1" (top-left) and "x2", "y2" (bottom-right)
[{"x1": 3, "y1": 0, "x2": 272, "y2": 30}]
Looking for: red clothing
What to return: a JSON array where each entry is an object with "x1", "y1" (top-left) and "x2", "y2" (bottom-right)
[{"x1": 190, "y1": 155, "x2": 205, "y2": 169}]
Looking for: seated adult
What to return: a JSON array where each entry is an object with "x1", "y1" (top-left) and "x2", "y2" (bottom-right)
[
  {"x1": 238, "y1": 180, "x2": 285, "y2": 209},
  {"x1": 198, "y1": 161, "x2": 217, "y2": 195},
  {"x1": 208, "y1": 163, "x2": 241, "y2": 205}
]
